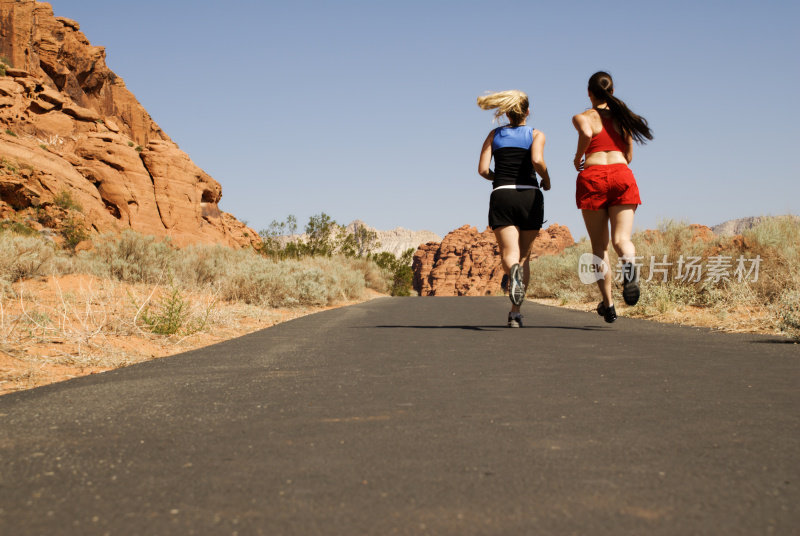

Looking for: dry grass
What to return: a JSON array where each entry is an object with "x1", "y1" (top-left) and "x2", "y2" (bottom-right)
[
  {"x1": 528, "y1": 216, "x2": 800, "y2": 339},
  {"x1": 0, "y1": 230, "x2": 391, "y2": 395}
]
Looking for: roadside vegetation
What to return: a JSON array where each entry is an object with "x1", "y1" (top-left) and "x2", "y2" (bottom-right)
[
  {"x1": 0, "y1": 209, "x2": 416, "y2": 393},
  {"x1": 528, "y1": 216, "x2": 800, "y2": 339}
]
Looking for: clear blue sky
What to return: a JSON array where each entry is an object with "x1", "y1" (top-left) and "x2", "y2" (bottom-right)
[{"x1": 50, "y1": 0, "x2": 799, "y2": 240}]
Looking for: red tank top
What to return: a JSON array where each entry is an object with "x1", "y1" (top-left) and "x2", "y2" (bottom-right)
[{"x1": 585, "y1": 116, "x2": 627, "y2": 155}]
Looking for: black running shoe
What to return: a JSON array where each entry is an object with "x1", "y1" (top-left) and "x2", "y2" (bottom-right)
[
  {"x1": 508, "y1": 312, "x2": 523, "y2": 328},
  {"x1": 622, "y1": 262, "x2": 640, "y2": 306},
  {"x1": 597, "y1": 301, "x2": 617, "y2": 323},
  {"x1": 509, "y1": 263, "x2": 525, "y2": 306}
]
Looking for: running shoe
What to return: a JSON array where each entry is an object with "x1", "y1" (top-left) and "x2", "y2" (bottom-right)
[
  {"x1": 508, "y1": 312, "x2": 523, "y2": 328},
  {"x1": 621, "y1": 262, "x2": 640, "y2": 306},
  {"x1": 596, "y1": 301, "x2": 617, "y2": 323},
  {"x1": 509, "y1": 263, "x2": 525, "y2": 306}
]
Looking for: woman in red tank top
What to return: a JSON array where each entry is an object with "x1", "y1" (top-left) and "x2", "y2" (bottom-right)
[{"x1": 572, "y1": 71, "x2": 653, "y2": 323}]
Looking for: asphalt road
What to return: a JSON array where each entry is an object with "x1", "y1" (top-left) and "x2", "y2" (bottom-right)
[{"x1": 1, "y1": 297, "x2": 798, "y2": 535}]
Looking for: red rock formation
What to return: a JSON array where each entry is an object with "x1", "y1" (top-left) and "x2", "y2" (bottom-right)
[
  {"x1": 413, "y1": 224, "x2": 574, "y2": 296},
  {"x1": 0, "y1": 1, "x2": 257, "y2": 247}
]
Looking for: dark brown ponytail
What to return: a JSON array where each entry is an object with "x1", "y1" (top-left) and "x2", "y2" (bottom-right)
[{"x1": 588, "y1": 71, "x2": 653, "y2": 144}]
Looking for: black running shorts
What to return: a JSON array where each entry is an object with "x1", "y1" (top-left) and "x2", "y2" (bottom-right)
[{"x1": 488, "y1": 188, "x2": 544, "y2": 230}]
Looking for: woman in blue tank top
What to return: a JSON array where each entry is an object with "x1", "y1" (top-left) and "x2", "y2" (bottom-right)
[{"x1": 477, "y1": 90, "x2": 552, "y2": 327}]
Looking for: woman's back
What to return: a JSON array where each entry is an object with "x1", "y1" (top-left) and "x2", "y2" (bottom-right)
[
  {"x1": 577, "y1": 109, "x2": 630, "y2": 166},
  {"x1": 491, "y1": 125, "x2": 537, "y2": 189}
]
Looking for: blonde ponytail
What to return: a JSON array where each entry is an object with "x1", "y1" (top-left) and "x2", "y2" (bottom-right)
[{"x1": 477, "y1": 90, "x2": 529, "y2": 125}]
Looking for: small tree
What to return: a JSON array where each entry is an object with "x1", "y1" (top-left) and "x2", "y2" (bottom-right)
[
  {"x1": 259, "y1": 215, "x2": 301, "y2": 259},
  {"x1": 372, "y1": 248, "x2": 415, "y2": 296},
  {"x1": 304, "y1": 212, "x2": 338, "y2": 257}
]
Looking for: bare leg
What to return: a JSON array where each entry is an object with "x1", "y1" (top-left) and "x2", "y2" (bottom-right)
[
  {"x1": 609, "y1": 205, "x2": 637, "y2": 262},
  {"x1": 493, "y1": 226, "x2": 540, "y2": 314},
  {"x1": 581, "y1": 209, "x2": 613, "y2": 306},
  {"x1": 610, "y1": 204, "x2": 640, "y2": 305},
  {"x1": 513, "y1": 229, "x2": 539, "y2": 313},
  {"x1": 493, "y1": 225, "x2": 521, "y2": 275}
]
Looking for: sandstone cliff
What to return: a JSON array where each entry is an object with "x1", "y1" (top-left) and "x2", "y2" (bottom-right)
[
  {"x1": 413, "y1": 224, "x2": 574, "y2": 296},
  {"x1": 0, "y1": 0, "x2": 257, "y2": 247}
]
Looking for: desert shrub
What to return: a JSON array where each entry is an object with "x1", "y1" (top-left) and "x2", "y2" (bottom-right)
[
  {"x1": 0, "y1": 233, "x2": 57, "y2": 282},
  {"x1": 172, "y1": 244, "x2": 240, "y2": 287},
  {"x1": 0, "y1": 218, "x2": 39, "y2": 237},
  {"x1": 138, "y1": 283, "x2": 210, "y2": 336},
  {"x1": 743, "y1": 215, "x2": 800, "y2": 256},
  {"x1": 774, "y1": 289, "x2": 800, "y2": 340},
  {"x1": 371, "y1": 248, "x2": 415, "y2": 296},
  {"x1": 214, "y1": 255, "x2": 366, "y2": 308},
  {"x1": 528, "y1": 217, "x2": 800, "y2": 335},
  {"x1": 346, "y1": 256, "x2": 390, "y2": 294},
  {"x1": 528, "y1": 239, "x2": 597, "y2": 304},
  {"x1": 140, "y1": 284, "x2": 189, "y2": 335},
  {"x1": 79, "y1": 230, "x2": 175, "y2": 284},
  {"x1": 60, "y1": 215, "x2": 89, "y2": 251},
  {"x1": 52, "y1": 190, "x2": 83, "y2": 212}
]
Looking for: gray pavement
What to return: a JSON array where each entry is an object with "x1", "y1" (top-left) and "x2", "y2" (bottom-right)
[{"x1": 0, "y1": 297, "x2": 798, "y2": 535}]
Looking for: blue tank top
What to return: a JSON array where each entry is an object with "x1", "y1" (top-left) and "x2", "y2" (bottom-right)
[{"x1": 491, "y1": 125, "x2": 537, "y2": 189}]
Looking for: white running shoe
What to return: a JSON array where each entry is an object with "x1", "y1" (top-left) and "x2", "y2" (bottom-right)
[{"x1": 509, "y1": 263, "x2": 525, "y2": 306}]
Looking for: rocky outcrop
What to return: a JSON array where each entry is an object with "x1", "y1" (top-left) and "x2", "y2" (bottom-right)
[
  {"x1": 413, "y1": 224, "x2": 574, "y2": 296},
  {"x1": 0, "y1": 1, "x2": 257, "y2": 247}
]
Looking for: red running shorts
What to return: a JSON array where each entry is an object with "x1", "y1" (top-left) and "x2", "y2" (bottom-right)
[{"x1": 576, "y1": 163, "x2": 641, "y2": 210}]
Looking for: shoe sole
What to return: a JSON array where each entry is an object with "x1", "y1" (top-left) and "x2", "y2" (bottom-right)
[
  {"x1": 509, "y1": 264, "x2": 525, "y2": 306},
  {"x1": 622, "y1": 265, "x2": 640, "y2": 306},
  {"x1": 622, "y1": 283, "x2": 640, "y2": 306}
]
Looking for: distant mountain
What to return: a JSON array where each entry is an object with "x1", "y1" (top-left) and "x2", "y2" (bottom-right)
[
  {"x1": 711, "y1": 215, "x2": 799, "y2": 236},
  {"x1": 346, "y1": 220, "x2": 440, "y2": 257},
  {"x1": 272, "y1": 220, "x2": 440, "y2": 258}
]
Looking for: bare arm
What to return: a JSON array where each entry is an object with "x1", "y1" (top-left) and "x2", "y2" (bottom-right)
[
  {"x1": 531, "y1": 130, "x2": 551, "y2": 191},
  {"x1": 478, "y1": 131, "x2": 495, "y2": 181},
  {"x1": 572, "y1": 113, "x2": 593, "y2": 171}
]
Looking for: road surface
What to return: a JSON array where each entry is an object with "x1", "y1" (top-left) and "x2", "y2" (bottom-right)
[{"x1": 1, "y1": 297, "x2": 797, "y2": 535}]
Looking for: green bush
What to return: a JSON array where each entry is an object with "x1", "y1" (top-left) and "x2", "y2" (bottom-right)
[
  {"x1": 139, "y1": 283, "x2": 209, "y2": 336},
  {"x1": 53, "y1": 190, "x2": 83, "y2": 212},
  {"x1": 371, "y1": 248, "x2": 415, "y2": 296}
]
